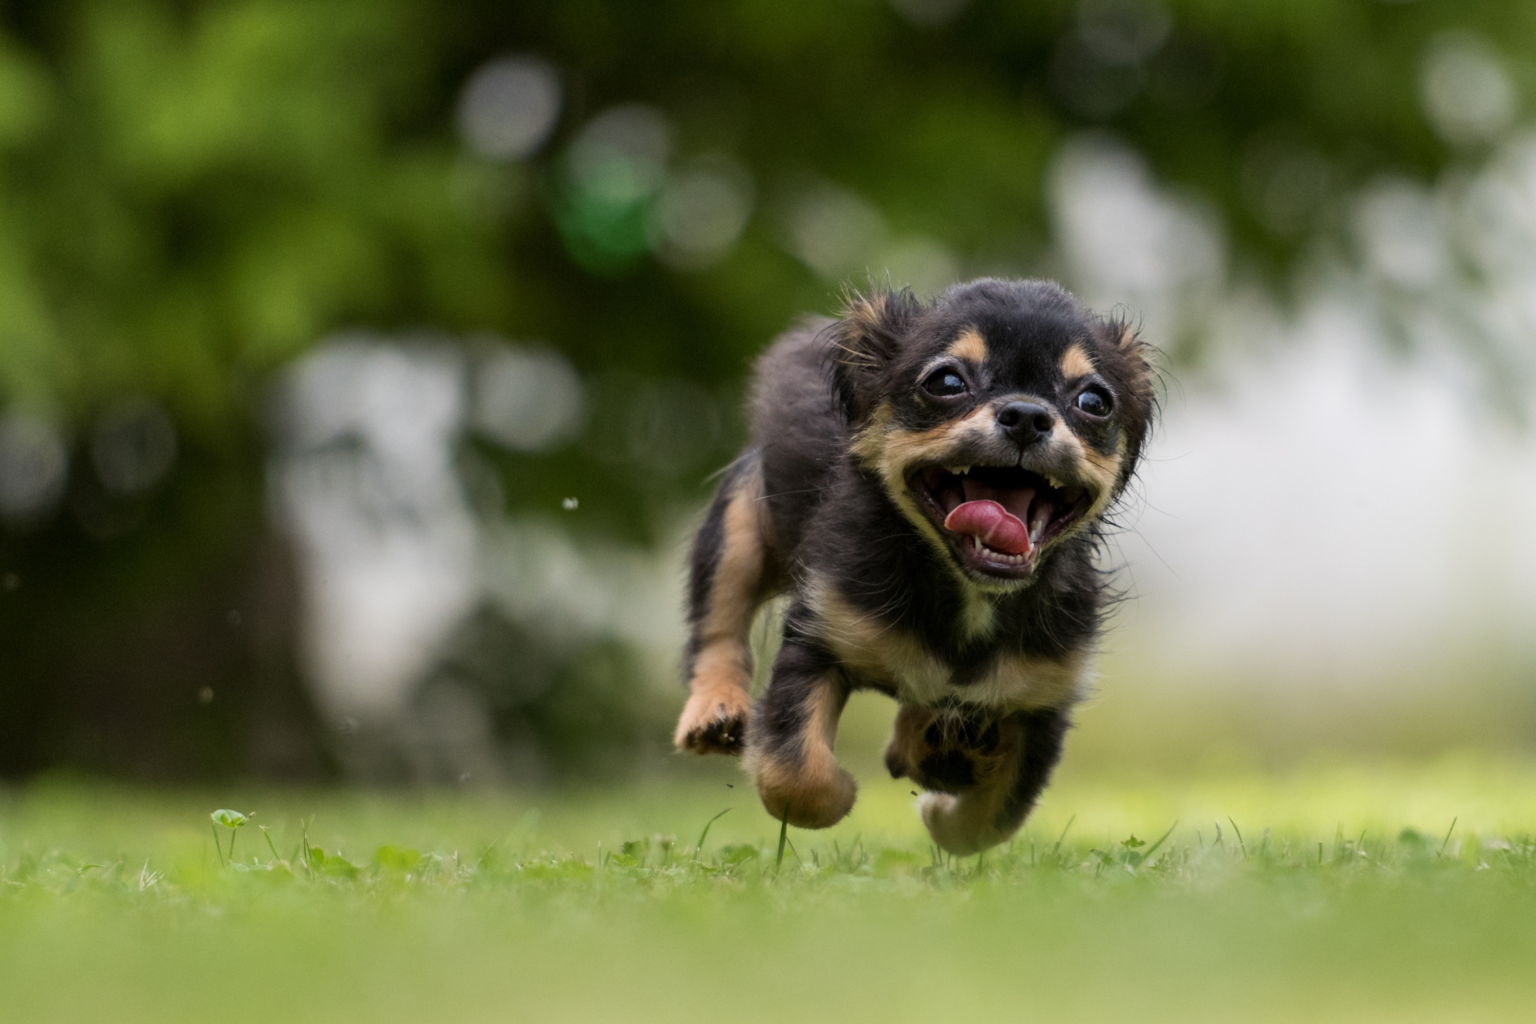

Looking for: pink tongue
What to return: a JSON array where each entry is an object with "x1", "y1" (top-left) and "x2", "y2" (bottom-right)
[{"x1": 944, "y1": 500, "x2": 1032, "y2": 556}]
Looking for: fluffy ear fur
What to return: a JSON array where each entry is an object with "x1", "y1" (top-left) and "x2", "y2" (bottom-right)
[
  {"x1": 1093, "y1": 314, "x2": 1159, "y2": 490},
  {"x1": 826, "y1": 287, "x2": 923, "y2": 424}
]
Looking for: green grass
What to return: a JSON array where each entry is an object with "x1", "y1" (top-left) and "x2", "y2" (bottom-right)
[{"x1": 4, "y1": 754, "x2": 1536, "y2": 1022}]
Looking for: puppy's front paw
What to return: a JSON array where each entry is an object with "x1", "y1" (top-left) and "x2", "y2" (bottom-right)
[
  {"x1": 885, "y1": 703, "x2": 1001, "y2": 793},
  {"x1": 674, "y1": 685, "x2": 752, "y2": 755},
  {"x1": 752, "y1": 754, "x2": 857, "y2": 830}
]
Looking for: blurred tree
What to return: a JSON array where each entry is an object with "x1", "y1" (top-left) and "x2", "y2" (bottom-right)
[{"x1": 0, "y1": 0, "x2": 1529, "y2": 779}]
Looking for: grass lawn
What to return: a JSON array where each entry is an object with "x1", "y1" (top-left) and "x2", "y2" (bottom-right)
[{"x1": 3, "y1": 750, "x2": 1535, "y2": 1023}]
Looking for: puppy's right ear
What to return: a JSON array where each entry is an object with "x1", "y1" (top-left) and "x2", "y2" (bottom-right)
[{"x1": 827, "y1": 288, "x2": 921, "y2": 424}]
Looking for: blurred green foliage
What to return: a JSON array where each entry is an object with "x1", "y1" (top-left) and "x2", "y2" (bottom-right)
[
  {"x1": 0, "y1": 0, "x2": 1531, "y2": 779},
  {"x1": 2, "y1": 0, "x2": 1531, "y2": 431}
]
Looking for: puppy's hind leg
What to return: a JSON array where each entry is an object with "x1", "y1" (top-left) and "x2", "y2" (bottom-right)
[
  {"x1": 675, "y1": 454, "x2": 769, "y2": 755},
  {"x1": 917, "y1": 707, "x2": 1070, "y2": 856},
  {"x1": 746, "y1": 608, "x2": 857, "y2": 829}
]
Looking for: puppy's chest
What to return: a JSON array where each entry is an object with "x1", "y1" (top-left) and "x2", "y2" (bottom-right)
[{"x1": 808, "y1": 582, "x2": 1083, "y2": 711}]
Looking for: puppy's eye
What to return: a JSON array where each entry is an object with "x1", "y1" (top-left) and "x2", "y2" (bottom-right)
[
  {"x1": 1075, "y1": 387, "x2": 1112, "y2": 416},
  {"x1": 922, "y1": 369, "x2": 968, "y2": 397}
]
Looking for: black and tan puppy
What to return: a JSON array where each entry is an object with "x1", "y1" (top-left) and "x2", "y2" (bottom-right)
[{"x1": 675, "y1": 279, "x2": 1154, "y2": 854}]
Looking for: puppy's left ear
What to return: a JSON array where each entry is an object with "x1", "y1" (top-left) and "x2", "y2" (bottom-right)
[
  {"x1": 828, "y1": 288, "x2": 922, "y2": 424},
  {"x1": 1096, "y1": 316, "x2": 1158, "y2": 484}
]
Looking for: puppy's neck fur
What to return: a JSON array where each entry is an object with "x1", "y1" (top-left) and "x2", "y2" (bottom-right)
[{"x1": 958, "y1": 588, "x2": 998, "y2": 643}]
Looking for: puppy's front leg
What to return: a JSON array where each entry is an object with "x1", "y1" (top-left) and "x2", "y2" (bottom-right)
[
  {"x1": 916, "y1": 707, "x2": 1070, "y2": 855},
  {"x1": 675, "y1": 457, "x2": 767, "y2": 754},
  {"x1": 746, "y1": 614, "x2": 856, "y2": 829}
]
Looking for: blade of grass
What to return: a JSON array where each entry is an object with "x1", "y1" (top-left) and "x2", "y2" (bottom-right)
[
  {"x1": 1140, "y1": 820, "x2": 1180, "y2": 864},
  {"x1": 259, "y1": 826, "x2": 282, "y2": 864},
  {"x1": 300, "y1": 815, "x2": 314, "y2": 877},
  {"x1": 1439, "y1": 816, "x2": 1459, "y2": 857},
  {"x1": 1050, "y1": 815, "x2": 1076, "y2": 859},
  {"x1": 692, "y1": 809, "x2": 731, "y2": 861},
  {"x1": 775, "y1": 810, "x2": 789, "y2": 872},
  {"x1": 475, "y1": 836, "x2": 502, "y2": 870},
  {"x1": 1228, "y1": 817, "x2": 1247, "y2": 859}
]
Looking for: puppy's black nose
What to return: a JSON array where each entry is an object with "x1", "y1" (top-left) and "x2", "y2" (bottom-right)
[{"x1": 996, "y1": 402, "x2": 1054, "y2": 447}]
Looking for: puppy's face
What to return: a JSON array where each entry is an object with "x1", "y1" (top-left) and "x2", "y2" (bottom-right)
[{"x1": 835, "y1": 280, "x2": 1154, "y2": 589}]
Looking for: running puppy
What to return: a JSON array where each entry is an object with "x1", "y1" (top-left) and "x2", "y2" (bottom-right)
[{"x1": 675, "y1": 279, "x2": 1154, "y2": 853}]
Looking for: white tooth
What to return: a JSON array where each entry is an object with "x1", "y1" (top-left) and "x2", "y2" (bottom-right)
[
  {"x1": 952, "y1": 465, "x2": 971, "y2": 476},
  {"x1": 1030, "y1": 505, "x2": 1051, "y2": 541}
]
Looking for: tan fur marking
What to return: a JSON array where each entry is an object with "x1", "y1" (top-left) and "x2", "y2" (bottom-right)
[
  {"x1": 747, "y1": 679, "x2": 856, "y2": 829},
  {"x1": 1054, "y1": 429, "x2": 1123, "y2": 516},
  {"x1": 852, "y1": 404, "x2": 999, "y2": 585},
  {"x1": 947, "y1": 327, "x2": 988, "y2": 366},
  {"x1": 981, "y1": 650, "x2": 1085, "y2": 710},
  {"x1": 883, "y1": 703, "x2": 937, "y2": 778},
  {"x1": 808, "y1": 574, "x2": 1084, "y2": 711},
  {"x1": 810, "y1": 576, "x2": 949, "y2": 695},
  {"x1": 675, "y1": 467, "x2": 767, "y2": 753},
  {"x1": 875, "y1": 406, "x2": 994, "y2": 473},
  {"x1": 702, "y1": 482, "x2": 764, "y2": 644},
  {"x1": 849, "y1": 402, "x2": 895, "y2": 463},
  {"x1": 1083, "y1": 446, "x2": 1124, "y2": 495},
  {"x1": 959, "y1": 589, "x2": 996, "y2": 641},
  {"x1": 847, "y1": 292, "x2": 888, "y2": 330},
  {"x1": 1059, "y1": 344, "x2": 1096, "y2": 380}
]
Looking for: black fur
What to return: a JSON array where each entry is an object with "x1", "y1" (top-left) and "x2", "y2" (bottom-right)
[
  {"x1": 1000, "y1": 707, "x2": 1072, "y2": 832},
  {"x1": 754, "y1": 605, "x2": 845, "y2": 764}
]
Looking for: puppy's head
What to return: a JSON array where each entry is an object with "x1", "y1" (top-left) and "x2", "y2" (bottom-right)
[{"x1": 832, "y1": 279, "x2": 1154, "y2": 589}]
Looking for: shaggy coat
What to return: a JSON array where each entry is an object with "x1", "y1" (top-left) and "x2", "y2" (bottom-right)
[{"x1": 674, "y1": 279, "x2": 1154, "y2": 853}]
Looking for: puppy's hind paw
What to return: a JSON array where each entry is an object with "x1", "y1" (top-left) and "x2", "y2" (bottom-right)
[
  {"x1": 919, "y1": 791, "x2": 1007, "y2": 856},
  {"x1": 915, "y1": 792, "x2": 1001, "y2": 859},
  {"x1": 673, "y1": 687, "x2": 752, "y2": 755}
]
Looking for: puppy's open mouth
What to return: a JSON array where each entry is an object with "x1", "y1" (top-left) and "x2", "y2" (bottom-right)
[{"x1": 910, "y1": 464, "x2": 1092, "y2": 577}]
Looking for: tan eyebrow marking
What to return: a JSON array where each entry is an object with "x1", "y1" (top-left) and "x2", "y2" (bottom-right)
[
  {"x1": 1059, "y1": 344, "x2": 1096, "y2": 380},
  {"x1": 947, "y1": 327, "x2": 988, "y2": 365}
]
